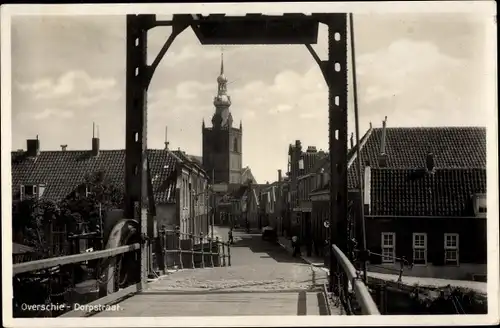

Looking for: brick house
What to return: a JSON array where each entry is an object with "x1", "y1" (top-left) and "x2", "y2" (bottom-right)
[
  {"x1": 364, "y1": 166, "x2": 487, "y2": 280},
  {"x1": 308, "y1": 120, "x2": 487, "y2": 280},
  {"x1": 11, "y1": 136, "x2": 209, "y2": 250},
  {"x1": 286, "y1": 142, "x2": 324, "y2": 237}
]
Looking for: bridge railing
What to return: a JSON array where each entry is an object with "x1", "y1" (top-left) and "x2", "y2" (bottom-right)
[
  {"x1": 157, "y1": 227, "x2": 231, "y2": 272},
  {"x1": 12, "y1": 243, "x2": 141, "y2": 318},
  {"x1": 331, "y1": 244, "x2": 380, "y2": 315}
]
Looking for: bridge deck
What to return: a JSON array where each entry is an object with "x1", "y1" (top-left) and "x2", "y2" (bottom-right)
[
  {"x1": 93, "y1": 228, "x2": 341, "y2": 317},
  {"x1": 94, "y1": 289, "x2": 331, "y2": 316}
]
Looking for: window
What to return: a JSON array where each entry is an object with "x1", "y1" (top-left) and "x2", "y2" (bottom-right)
[
  {"x1": 381, "y1": 232, "x2": 396, "y2": 263},
  {"x1": 412, "y1": 233, "x2": 427, "y2": 265},
  {"x1": 233, "y1": 138, "x2": 238, "y2": 152},
  {"x1": 474, "y1": 194, "x2": 487, "y2": 217},
  {"x1": 444, "y1": 233, "x2": 459, "y2": 265},
  {"x1": 298, "y1": 158, "x2": 304, "y2": 170},
  {"x1": 20, "y1": 184, "x2": 38, "y2": 200}
]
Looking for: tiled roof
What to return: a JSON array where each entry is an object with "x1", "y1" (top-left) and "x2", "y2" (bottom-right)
[
  {"x1": 11, "y1": 149, "x2": 179, "y2": 204},
  {"x1": 370, "y1": 168, "x2": 486, "y2": 217},
  {"x1": 241, "y1": 166, "x2": 257, "y2": 184},
  {"x1": 171, "y1": 150, "x2": 206, "y2": 175},
  {"x1": 348, "y1": 127, "x2": 486, "y2": 189}
]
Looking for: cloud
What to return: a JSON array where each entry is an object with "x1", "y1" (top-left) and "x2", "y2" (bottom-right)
[
  {"x1": 357, "y1": 39, "x2": 464, "y2": 104},
  {"x1": 269, "y1": 104, "x2": 293, "y2": 115},
  {"x1": 14, "y1": 70, "x2": 121, "y2": 123},
  {"x1": 243, "y1": 110, "x2": 256, "y2": 119},
  {"x1": 17, "y1": 70, "x2": 117, "y2": 100},
  {"x1": 31, "y1": 108, "x2": 74, "y2": 120}
]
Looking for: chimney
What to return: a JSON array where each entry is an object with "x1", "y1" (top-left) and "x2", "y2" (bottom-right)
[
  {"x1": 26, "y1": 135, "x2": 40, "y2": 157},
  {"x1": 278, "y1": 169, "x2": 282, "y2": 182},
  {"x1": 426, "y1": 152, "x2": 435, "y2": 172},
  {"x1": 295, "y1": 140, "x2": 302, "y2": 152},
  {"x1": 61, "y1": 144, "x2": 67, "y2": 151},
  {"x1": 164, "y1": 126, "x2": 169, "y2": 150},
  {"x1": 91, "y1": 123, "x2": 100, "y2": 156},
  {"x1": 350, "y1": 133, "x2": 354, "y2": 149},
  {"x1": 378, "y1": 116, "x2": 388, "y2": 167},
  {"x1": 363, "y1": 165, "x2": 371, "y2": 215}
]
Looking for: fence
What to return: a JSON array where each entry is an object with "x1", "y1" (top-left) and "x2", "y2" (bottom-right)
[
  {"x1": 12, "y1": 219, "x2": 142, "y2": 318},
  {"x1": 157, "y1": 227, "x2": 231, "y2": 272}
]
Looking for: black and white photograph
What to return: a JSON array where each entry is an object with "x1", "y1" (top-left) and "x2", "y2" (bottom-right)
[{"x1": 1, "y1": 2, "x2": 498, "y2": 327}]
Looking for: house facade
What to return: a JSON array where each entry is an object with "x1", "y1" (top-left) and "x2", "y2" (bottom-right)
[{"x1": 11, "y1": 136, "x2": 209, "y2": 251}]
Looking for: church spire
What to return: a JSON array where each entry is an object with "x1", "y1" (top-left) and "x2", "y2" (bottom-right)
[
  {"x1": 212, "y1": 50, "x2": 232, "y2": 127},
  {"x1": 216, "y1": 52, "x2": 229, "y2": 97},
  {"x1": 220, "y1": 52, "x2": 224, "y2": 75}
]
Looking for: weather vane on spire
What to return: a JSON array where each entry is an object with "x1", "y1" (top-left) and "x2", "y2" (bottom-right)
[{"x1": 220, "y1": 47, "x2": 225, "y2": 75}]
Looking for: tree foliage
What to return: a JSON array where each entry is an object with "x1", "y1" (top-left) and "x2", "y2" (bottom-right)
[{"x1": 13, "y1": 171, "x2": 124, "y2": 254}]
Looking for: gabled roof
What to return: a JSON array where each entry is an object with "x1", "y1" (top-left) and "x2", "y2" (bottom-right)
[
  {"x1": 171, "y1": 150, "x2": 206, "y2": 175},
  {"x1": 348, "y1": 126, "x2": 486, "y2": 189},
  {"x1": 241, "y1": 166, "x2": 257, "y2": 184},
  {"x1": 11, "y1": 149, "x2": 179, "y2": 204},
  {"x1": 370, "y1": 168, "x2": 486, "y2": 217}
]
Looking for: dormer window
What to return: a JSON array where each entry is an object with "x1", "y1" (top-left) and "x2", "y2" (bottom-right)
[
  {"x1": 474, "y1": 194, "x2": 487, "y2": 217},
  {"x1": 20, "y1": 184, "x2": 38, "y2": 201}
]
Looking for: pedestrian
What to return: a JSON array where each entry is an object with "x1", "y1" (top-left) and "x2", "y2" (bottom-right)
[
  {"x1": 228, "y1": 228, "x2": 234, "y2": 244},
  {"x1": 291, "y1": 235, "x2": 300, "y2": 257}
]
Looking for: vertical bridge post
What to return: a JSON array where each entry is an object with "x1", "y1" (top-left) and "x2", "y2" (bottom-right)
[
  {"x1": 125, "y1": 14, "x2": 155, "y2": 291},
  {"x1": 324, "y1": 14, "x2": 348, "y2": 293}
]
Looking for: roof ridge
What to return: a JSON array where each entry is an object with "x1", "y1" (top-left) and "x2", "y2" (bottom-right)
[
  {"x1": 371, "y1": 167, "x2": 486, "y2": 171},
  {"x1": 372, "y1": 126, "x2": 486, "y2": 130},
  {"x1": 347, "y1": 126, "x2": 374, "y2": 169}
]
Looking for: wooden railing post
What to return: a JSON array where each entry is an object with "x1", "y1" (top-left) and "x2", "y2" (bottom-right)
[
  {"x1": 208, "y1": 237, "x2": 214, "y2": 267},
  {"x1": 221, "y1": 240, "x2": 226, "y2": 267},
  {"x1": 200, "y1": 232, "x2": 205, "y2": 269},
  {"x1": 190, "y1": 234, "x2": 195, "y2": 269},
  {"x1": 176, "y1": 226, "x2": 183, "y2": 270},
  {"x1": 215, "y1": 237, "x2": 220, "y2": 267},
  {"x1": 159, "y1": 228, "x2": 166, "y2": 273}
]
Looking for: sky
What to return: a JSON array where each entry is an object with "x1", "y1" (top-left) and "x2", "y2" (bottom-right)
[{"x1": 9, "y1": 12, "x2": 492, "y2": 184}]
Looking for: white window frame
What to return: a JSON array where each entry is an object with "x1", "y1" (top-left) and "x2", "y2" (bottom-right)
[
  {"x1": 381, "y1": 232, "x2": 396, "y2": 263},
  {"x1": 20, "y1": 184, "x2": 38, "y2": 200},
  {"x1": 444, "y1": 233, "x2": 460, "y2": 265},
  {"x1": 412, "y1": 233, "x2": 427, "y2": 265}
]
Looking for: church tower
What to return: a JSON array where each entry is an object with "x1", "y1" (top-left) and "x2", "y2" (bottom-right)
[{"x1": 202, "y1": 53, "x2": 243, "y2": 184}]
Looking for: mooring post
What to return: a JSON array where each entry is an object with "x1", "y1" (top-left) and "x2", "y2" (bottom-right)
[
  {"x1": 200, "y1": 232, "x2": 205, "y2": 269},
  {"x1": 176, "y1": 226, "x2": 183, "y2": 270},
  {"x1": 215, "y1": 237, "x2": 220, "y2": 267},
  {"x1": 158, "y1": 228, "x2": 166, "y2": 274},
  {"x1": 208, "y1": 236, "x2": 214, "y2": 267},
  {"x1": 221, "y1": 240, "x2": 226, "y2": 267},
  {"x1": 190, "y1": 233, "x2": 195, "y2": 269}
]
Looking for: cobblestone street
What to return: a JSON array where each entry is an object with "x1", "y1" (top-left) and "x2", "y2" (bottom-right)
[{"x1": 95, "y1": 228, "x2": 336, "y2": 316}]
